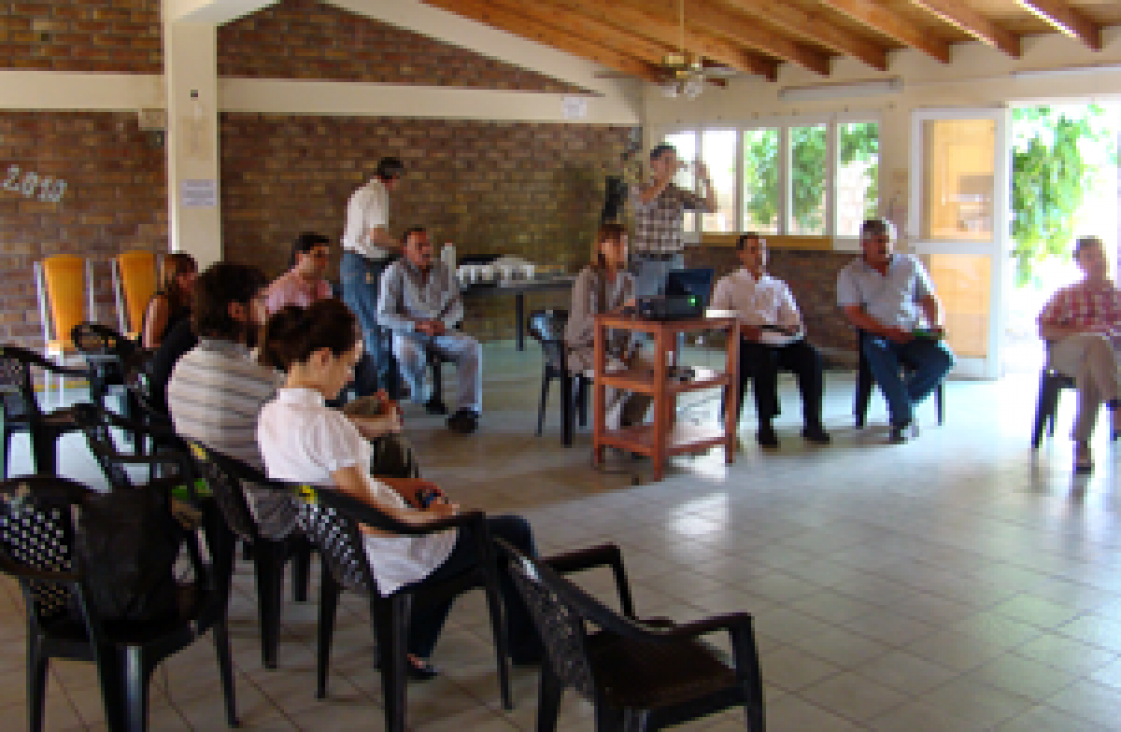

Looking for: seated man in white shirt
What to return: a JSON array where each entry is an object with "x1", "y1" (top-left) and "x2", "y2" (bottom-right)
[
  {"x1": 377, "y1": 227, "x2": 482, "y2": 434},
  {"x1": 711, "y1": 233, "x2": 830, "y2": 448}
]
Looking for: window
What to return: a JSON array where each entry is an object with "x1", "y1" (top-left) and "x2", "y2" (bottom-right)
[
  {"x1": 700, "y1": 129, "x2": 737, "y2": 232},
  {"x1": 655, "y1": 117, "x2": 879, "y2": 241},
  {"x1": 741, "y1": 128, "x2": 780, "y2": 234},
  {"x1": 837, "y1": 121, "x2": 880, "y2": 237}
]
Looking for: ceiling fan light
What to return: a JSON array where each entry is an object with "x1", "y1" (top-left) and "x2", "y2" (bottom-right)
[
  {"x1": 684, "y1": 77, "x2": 705, "y2": 99},
  {"x1": 660, "y1": 80, "x2": 681, "y2": 99}
]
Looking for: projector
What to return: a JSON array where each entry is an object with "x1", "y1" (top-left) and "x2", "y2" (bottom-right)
[{"x1": 636, "y1": 295, "x2": 704, "y2": 320}]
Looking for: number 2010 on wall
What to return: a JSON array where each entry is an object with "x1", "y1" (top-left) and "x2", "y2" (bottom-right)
[{"x1": 3, "y1": 165, "x2": 67, "y2": 203}]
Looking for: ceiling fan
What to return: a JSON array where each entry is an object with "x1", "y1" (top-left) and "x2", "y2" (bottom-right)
[{"x1": 596, "y1": 0, "x2": 734, "y2": 97}]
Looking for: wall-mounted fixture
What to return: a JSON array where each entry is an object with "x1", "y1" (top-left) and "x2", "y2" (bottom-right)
[
  {"x1": 1011, "y1": 63, "x2": 1121, "y2": 79},
  {"x1": 778, "y1": 78, "x2": 903, "y2": 103}
]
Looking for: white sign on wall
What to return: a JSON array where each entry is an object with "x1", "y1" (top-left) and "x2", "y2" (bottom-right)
[
  {"x1": 181, "y1": 179, "x2": 217, "y2": 208},
  {"x1": 563, "y1": 96, "x2": 589, "y2": 120}
]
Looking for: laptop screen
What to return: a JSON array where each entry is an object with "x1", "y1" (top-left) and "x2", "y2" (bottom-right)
[{"x1": 664, "y1": 268, "x2": 716, "y2": 308}]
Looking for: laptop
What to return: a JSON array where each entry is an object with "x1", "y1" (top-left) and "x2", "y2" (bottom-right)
[{"x1": 664, "y1": 268, "x2": 716, "y2": 308}]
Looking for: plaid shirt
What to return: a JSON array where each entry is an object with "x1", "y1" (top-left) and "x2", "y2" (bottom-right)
[
  {"x1": 1039, "y1": 279, "x2": 1121, "y2": 331},
  {"x1": 630, "y1": 179, "x2": 706, "y2": 255}
]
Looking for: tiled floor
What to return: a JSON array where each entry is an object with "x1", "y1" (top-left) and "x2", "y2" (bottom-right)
[{"x1": 3, "y1": 340, "x2": 1121, "y2": 730}]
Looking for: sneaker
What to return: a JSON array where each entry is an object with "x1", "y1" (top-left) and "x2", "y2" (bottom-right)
[
  {"x1": 1075, "y1": 443, "x2": 1093, "y2": 473},
  {"x1": 424, "y1": 396, "x2": 449, "y2": 415},
  {"x1": 801, "y1": 424, "x2": 831, "y2": 445},
  {"x1": 447, "y1": 410, "x2": 479, "y2": 434},
  {"x1": 757, "y1": 424, "x2": 779, "y2": 449}
]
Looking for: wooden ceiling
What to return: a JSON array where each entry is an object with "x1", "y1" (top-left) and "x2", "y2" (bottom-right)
[{"x1": 419, "y1": 0, "x2": 1119, "y2": 84}]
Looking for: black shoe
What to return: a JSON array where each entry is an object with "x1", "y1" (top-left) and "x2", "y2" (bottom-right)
[
  {"x1": 802, "y1": 424, "x2": 831, "y2": 445},
  {"x1": 888, "y1": 420, "x2": 917, "y2": 444},
  {"x1": 447, "y1": 409, "x2": 479, "y2": 434},
  {"x1": 375, "y1": 657, "x2": 441, "y2": 681},
  {"x1": 757, "y1": 424, "x2": 779, "y2": 449},
  {"x1": 424, "y1": 397, "x2": 449, "y2": 415}
]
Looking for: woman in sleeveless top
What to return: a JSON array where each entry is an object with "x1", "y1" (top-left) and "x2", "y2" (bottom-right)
[{"x1": 142, "y1": 252, "x2": 197, "y2": 349}]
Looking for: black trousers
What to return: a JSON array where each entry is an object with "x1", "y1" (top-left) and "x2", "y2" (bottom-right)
[{"x1": 732, "y1": 338, "x2": 825, "y2": 428}]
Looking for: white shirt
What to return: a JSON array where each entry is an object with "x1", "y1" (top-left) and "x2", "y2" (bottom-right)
[
  {"x1": 257, "y1": 387, "x2": 456, "y2": 595},
  {"x1": 836, "y1": 254, "x2": 934, "y2": 331},
  {"x1": 711, "y1": 268, "x2": 803, "y2": 335},
  {"x1": 342, "y1": 178, "x2": 390, "y2": 261}
]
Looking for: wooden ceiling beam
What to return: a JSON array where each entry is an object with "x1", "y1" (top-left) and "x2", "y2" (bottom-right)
[
  {"x1": 621, "y1": 0, "x2": 833, "y2": 75},
  {"x1": 419, "y1": 0, "x2": 666, "y2": 83},
  {"x1": 911, "y1": 0, "x2": 1021, "y2": 57},
  {"x1": 555, "y1": 0, "x2": 780, "y2": 80},
  {"x1": 818, "y1": 0, "x2": 952, "y2": 63},
  {"x1": 721, "y1": 0, "x2": 888, "y2": 71},
  {"x1": 1016, "y1": 0, "x2": 1102, "y2": 51}
]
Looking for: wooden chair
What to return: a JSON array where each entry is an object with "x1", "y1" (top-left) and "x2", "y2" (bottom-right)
[
  {"x1": 496, "y1": 538, "x2": 766, "y2": 731},
  {"x1": 0, "y1": 474, "x2": 238, "y2": 732},
  {"x1": 33, "y1": 255, "x2": 95, "y2": 406},
  {"x1": 111, "y1": 250, "x2": 158, "y2": 340}
]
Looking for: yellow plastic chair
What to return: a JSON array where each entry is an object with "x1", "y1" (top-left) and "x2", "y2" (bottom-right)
[
  {"x1": 111, "y1": 250, "x2": 158, "y2": 339},
  {"x1": 33, "y1": 255, "x2": 95, "y2": 405}
]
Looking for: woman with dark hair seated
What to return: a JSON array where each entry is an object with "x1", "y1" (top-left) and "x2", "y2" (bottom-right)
[
  {"x1": 256, "y1": 299, "x2": 542, "y2": 677},
  {"x1": 142, "y1": 251, "x2": 198, "y2": 349}
]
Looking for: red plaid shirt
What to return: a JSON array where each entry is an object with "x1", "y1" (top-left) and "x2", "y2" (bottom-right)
[{"x1": 1039, "y1": 279, "x2": 1121, "y2": 331}]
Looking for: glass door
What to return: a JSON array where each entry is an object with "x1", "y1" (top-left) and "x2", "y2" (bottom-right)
[{"x1": 909, "y1": 108, "x2": 1010, "y2": 379}]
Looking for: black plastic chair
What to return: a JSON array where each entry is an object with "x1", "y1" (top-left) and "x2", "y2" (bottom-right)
[
  {"x1": 0, "y1": 474, "x2": 238, "y2": 731},
  {"x1": 1031, "y1": 365, "x2": 1078, "y2": 449},
  {"x1": 528, "y1": 309, "x2": 589, "y2": 447},
  {"x1": 0, "y1": 344, "x2": 91, "y2": 479},
  {"x1": 855, "y1": 330, "x2": 945, "y2": 428},
  {"x1": 185, "y1": 441, "x2": 312, "y2": 670},
  {"x1": 496, "y1": 538, "x2": 766, "y2": 731},
  {"x1": 292, "y1": 483, "x2": 513, "y2": 732},
  {"x1": 70, "y1": 322, "x2": 140, "y2": 420}
]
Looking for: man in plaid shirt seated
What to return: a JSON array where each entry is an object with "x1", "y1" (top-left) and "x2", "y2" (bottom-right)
[
  {"x1": 629, "y1": 143, "x2": 716, "y2": 297},
  {"x1": 1038, "y1": 235, "x2": 1121, "y2": 473}
]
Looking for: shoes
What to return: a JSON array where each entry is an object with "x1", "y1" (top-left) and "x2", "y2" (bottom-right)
[
  {"x1": 424, "y1": 396, "x2": 449, "y2": 415},
  {"x1": 757, "y1": 424, "x2": 779, "y2": 449},
  {"x1": 374, "y1": 656, "x2": 440, "y2": 681},
  {"x1": 1075, "y1": 444, "x2": 1093, "y2": 474},
  {"x1": 888, "y1": 420, "x2": 918, "y2": 444},
  {"x1": 801, "y1": 424, "x2": 831, "y2": 445},
  {"x1": 447, "y1": 409, "x2": 479, "y2": 434}
]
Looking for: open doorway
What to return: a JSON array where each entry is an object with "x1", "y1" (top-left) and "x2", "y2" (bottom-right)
[{"x1": 1002, "y1": 102, "x2": 1121, "y2": 376}]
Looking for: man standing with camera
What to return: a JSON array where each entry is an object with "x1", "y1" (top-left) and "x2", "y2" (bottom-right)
[
  {"x1": 629, "y1": 143, "x2": 716, "y2": 297},
  {"x1": 341, "y1": 156, "x2": 405, "y2": 398}
]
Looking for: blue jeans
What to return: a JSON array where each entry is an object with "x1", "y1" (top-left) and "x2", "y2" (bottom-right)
[
  {"x1": 340, "y1": 250, "x2": 399, "y2": 398},
  {"x1": 862, "y1": 335, "x2": 954, "y2": 427},
  {"x1": 404, "y1": 515, "x2": 541, "y2": 663}
]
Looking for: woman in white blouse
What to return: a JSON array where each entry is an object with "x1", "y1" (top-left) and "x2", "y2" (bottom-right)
[
  {"x1": 257, "y1": 300, "x2": 541, "y2": 678},
  {"x1": 564, "y1": 223, "x2": 653, "y2": 430}
]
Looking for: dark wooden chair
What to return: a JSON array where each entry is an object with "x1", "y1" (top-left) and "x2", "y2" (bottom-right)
[
  {"x1": 185, "y1": 441, "x2": 313, "y2": 670},
  {"x1": 0, "y1": 474, "x2": 237, "y2": 731},
  {"x1": 292, "y1": 483, "x2": 513, "y2": 732},
  {"x1": 528, "y1": 309, "x2": 589, "y2": 447},
  {"x1": 855, "y1": 330, "x2": 945, "y2": 428},
  {"x1": 496, "y1": 538, "x2": 766, "y2": 731},
  {"x1": 0, "y1": 344, "x2": 91, "y2": 479}
]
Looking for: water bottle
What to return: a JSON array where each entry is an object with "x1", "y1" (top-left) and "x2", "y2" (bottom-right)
[{"x1": 441, "y1": 242, "x2": 456, "y2": 271}]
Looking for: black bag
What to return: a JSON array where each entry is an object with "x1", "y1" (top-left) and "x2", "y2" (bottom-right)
[{"x1": 73, "y1": 487, "x2": 184, "y2": 624}]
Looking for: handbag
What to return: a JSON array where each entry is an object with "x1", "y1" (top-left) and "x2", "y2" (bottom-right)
[{"x1": 72, "y1": 487, "x2": 184, "y2": 623}]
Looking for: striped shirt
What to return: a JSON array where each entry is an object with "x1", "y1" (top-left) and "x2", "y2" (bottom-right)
[{"x1": 167, "y1": 338, "x2": 297, "y2": 539}]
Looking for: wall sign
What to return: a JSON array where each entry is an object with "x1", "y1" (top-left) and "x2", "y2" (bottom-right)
[{"x1": 3, "y1": 165, "x2": 67, "y2": 203}]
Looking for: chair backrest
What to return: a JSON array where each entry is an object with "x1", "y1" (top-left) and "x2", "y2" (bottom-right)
[
  {"x1": 496, "y1": 537, "x2": 597, "y2": 699},
  {"x1": 71, "y1": 322, "x2": 138, "y2": 390},
  {"x1": 72, "y1": 403, "x2": 136, "y2": 490},
  {"x1": 528, "y1": 309, "x2": 570, "y2": 372},
  {"x1": 35, "y1": 255, "x2": 94, "y2": 351},
  {"x1": 0, "y1": 475, "x2": 86, "y2": 624},
  {"x1": 112, "y1": 250, "x2": 158, "y2": 337},
  {"x1": 186, "y1": 441, "x2": 263, "y2": 543},
  {"x1": 0, "y1": 345, "x2": 51, "y2": 423},
  {"x1": 293, "y1": 486, "x2": 378, "y2": 596}
]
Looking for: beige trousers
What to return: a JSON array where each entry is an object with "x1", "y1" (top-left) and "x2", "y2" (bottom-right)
[
  {"x1": 1049, "y1": 333, "x2": 1121, "y2": 442},
  {"x1": 568, "y1": 349, "x2": 655, "y2": 431}
]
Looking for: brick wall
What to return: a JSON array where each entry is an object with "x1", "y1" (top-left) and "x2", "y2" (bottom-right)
[
  {"x1": 0, "y1": 1, "x2": 162, "y2": 73},
  {"x1": 687, "y1": 245, "x2": 857, "y2": 354},
  {"x1": 218, "y1": 0, "x2": 587, "y2": 93},
  {"x1": 0, "y1": 111, "x2": 167, "y2": 348},
  {"x1": 220, "y1": 113, "x2": 633, "y2": 340}
]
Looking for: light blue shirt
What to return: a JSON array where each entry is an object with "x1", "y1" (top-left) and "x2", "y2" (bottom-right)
[
  {"x1": 836, "y1": 254, "x2": 934, "y2": 331},
  {"x1": 376, "y1": 259, "x2": 463, "y2": 333}
]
